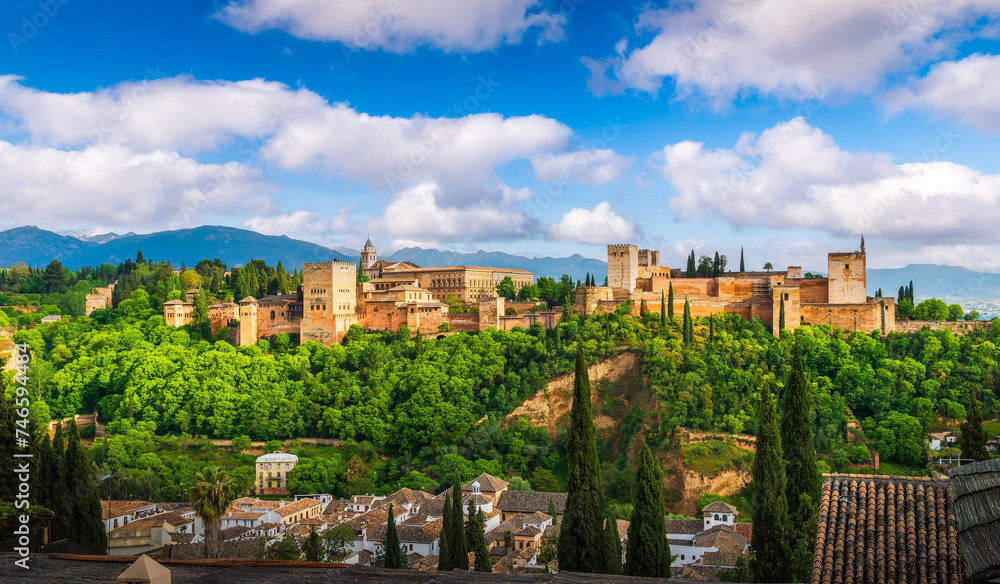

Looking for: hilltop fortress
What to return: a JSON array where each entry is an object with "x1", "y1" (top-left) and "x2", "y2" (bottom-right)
[
  {"x1": 162, "y1": 238, "x2": 894, "y2": 345},
  {"x1": 579, "y1": 242, "x2": 895, "y2": 335}
]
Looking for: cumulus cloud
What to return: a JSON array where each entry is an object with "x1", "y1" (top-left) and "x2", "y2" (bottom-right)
[
  {"x1": 374, "y1": 181, "x2": 542, "y2": 243},
  {"x1": 884, "y1": 53, "x2": 1000, "y2": 132},
  {"x1": 216, "y1": 0, "x2": 566, "y2": 53},
  {"x1": 584, "y1": 0, "x2": 998, "y2": 103},
  {"x1": 660, "y1": 117, "x2": 1000, "y2": 243},
  {"x1": 549, "y1": 202, "x2": 637, "y2": 244},
  {"x1": 531, "y1": 149, "x2": 631, "y2": 186},
  {"x1": 243, "y1": 210, "x2": 326, "y2": 235},
  {"x1": 0, "y1": 142, "x2": 271, "y2": 230},
  {"x1": 0, "y1": 75, "x2": 571, "y2": 207}
]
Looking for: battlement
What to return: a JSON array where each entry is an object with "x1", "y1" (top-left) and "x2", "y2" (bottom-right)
[
  {"x1": 608, "y1": 244, "x2": 637, "y2": 254},
  {"x1": 304, "y1": 260, "x2": 354, "y2": 268}
]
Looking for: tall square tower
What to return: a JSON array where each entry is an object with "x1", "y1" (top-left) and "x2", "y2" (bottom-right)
[
  {"x1": 301, "y1": 261, "x2": 359, "y2": 345},
  {"x1": 827, "y1": 252, "x2": 866, "y2": 304},
  {"x1": 607, "y1": 244, "x2": 639, "y2": 293}
]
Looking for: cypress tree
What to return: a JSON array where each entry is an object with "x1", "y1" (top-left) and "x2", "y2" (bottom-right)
[
  {"x1": 603, "y1": 517, "x2": 623, "y2": 575},
  {"x1": 778, "y1": 296, "x2": 785, "y2": 331},
  {"x1": 740, "y1": 247, "x2": 745, "y2": 272},
  {"x1": 438, "y1": 493, "x2": 453, "y2": 570},
  {"x1": 640, "y1": 299, "x2": 646, "y2": 318},
  {"x1": 780, "y1": 344, "x2": 820, "y2": 580},
  {"x1": 558, "y1": 347, "x2": 607, "y2": 573},
  {"x1": 65, "y1": 421, "x2": 108, "y2": 553},
  {"x1": 384, "y1": 504, "x2": 405, "y2": 569},
  {"x1": 713, "y1": 251, "x2": 721, "y2": 277},
  {"x1": 414, "y1": 331, "x2": 424, "y2": 356},
  {"x1": 709, "y1": 313, "x2": 715, "y2": 341},
  {"x1": 470, "y1": 503, "x2": 491, "y2": 572},
  {"x1": 660, "y1": 291, "x2": 666, "y2": 329},
  {"x1": 49, "y1": 423, "x2": 73, "y2": 542},
  {"x1": 961, "y1": 399, "x2": 989, "y2": 462},
  {"x1": 683, "y1": 299, "x2": 693, "y2": 345},
  {"x1": 451, "y1": 477, "x2": 468, "y2": 570},
  {"x1": 548, "y1": 499, "x2": 558, "y2": 526},
  {"x1": 625, "y1": 441, "x2": 671, "y2": 577},
  {"x1": 0, "y1": 387, "x2": 14, "y2": 502},
  {"x1": 667, "y1": 282, "x2": 674, "y2": 321},
  {"x1": 687, "y1": 251, "x2": 697, "y2": 277},
  {"x1": 751, "y1": 383, "x2": 790, "y2": 583}
]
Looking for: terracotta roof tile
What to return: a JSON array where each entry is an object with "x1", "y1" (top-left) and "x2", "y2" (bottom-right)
[{"x1": 812, "y1": 474, "x2": 963, "y2": 584}]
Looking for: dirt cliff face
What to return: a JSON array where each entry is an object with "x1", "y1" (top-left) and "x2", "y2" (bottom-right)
[{"x1": 506, "y1": 351, "x2": 642, "y2": 436}]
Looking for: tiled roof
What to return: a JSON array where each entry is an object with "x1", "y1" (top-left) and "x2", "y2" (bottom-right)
[
  {"x1": 692, "y1": 525, "x2": 747, "y2": 555},
  {"x1": 734, "y1": 522, "x2": 753, "y2": 541},
  {"x1": 702, "y1": 501, "x2": 738, "y2": 515},
  {"x1": 101, "y1": 500, "x2": 151, "y2": 519},
  {"x1": 169, "y1": 532, "x2": 196, "y2": 544},
  {"x1": 485, "y1": 515, "x2": 527, "y2": 545},
  {"x1": 949, "y1": 458, "x2": 1000, "y2": 584},
  {"x1": 496, "y1": 491, "x2": 567, "y2": 514},
  {"x1": 522, "y1": 512, "x2": 552, "y2": 524},
  {"x1": 465, "y1": 473, "x2": 511, "y2": 492},
  {"x1": 514, "y1": 526, "x2": 541, "y2": 537},
  {"x1": 274, "y1": 498, "x2": 320, "y2": 517},
  {"x1": 323, "y1": 499, "x2": 351, "y2": 514},
  {"x1": 542, "y1": 524, "x2": 560, "y2": 540},
  {"x1": 697, "y1": 551, "x2": 742, "y2": 568},
  {"x1": 223, "y1": 511, "x2": 264, "y2": 520},
  {"x1": 813, "y1": 474, "x2": 963, "y2": 584},
  {"x1": 665, "y1": 519, "x2": 704, "y2": 535},
  {"x1": 616, "y1": 519, "x2": 630, "y2": 541},
  {"x1": 220, "y1": 526, "x2": 251, "y2": 540}
]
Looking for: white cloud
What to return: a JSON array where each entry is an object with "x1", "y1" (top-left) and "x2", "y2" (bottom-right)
[
  {"x1": 216, "y1": 0, "x2": 566, "y2": 53},
  {"x1": 0, "y1": 142, "x2": 271, "y2": 231},
  {"x1": 243, "y1": 210, "x2": 325, "y2": 235},
  {"x1": 549, "y1": 202, "x2": 637, "y2": 244},
  {"x1": 884, "y1": 53, "x2": 1000, "y2": 132},
  {"x1": 0, "y1": 75, "x2": 572, "y2": 208},
  {"x1": 531, "y1": 149, "x2": 631, "y2": 186},
  {"x1": 584, "y1": 0, "x2": 998, "y2": 103},
  {"x1": 328, "y1": 205, "x2": 356, "y2": 231},
  {"x1": 660, "y1": 117, "x2": 1000, "y2": 243},
  {"x1": 375, "y1": 181, "x2": 541, "y2": 243}
]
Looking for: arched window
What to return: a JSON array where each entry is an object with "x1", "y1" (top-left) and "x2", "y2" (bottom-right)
[
  {"x1": 714, "y1": 514, "x2": 719, "y2": 520},
  {"x1": 270, "y1": 310, "x2": 276, "y2": 320},
  {"x1": 722, "y1": 514, "x2": 728, "y2": 521}
]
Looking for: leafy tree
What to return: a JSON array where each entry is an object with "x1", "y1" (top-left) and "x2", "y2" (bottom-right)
[
  {"x1": 914, "y1": 298, "x2": 949, "y2": 321},
  {"x1": 44, "y1": 259, "x2": 68, "y2": 294},
  {"x1": 780, "y1": 344, "x2": 819, "y2": 581},
  {"x1": 947, "y1": 304, "x2": 964, "y2": 321},
  {"x1": 529, "y1": 467, "x2": 559, "y2": 492},
  {"x1": 964, "y1": 310, "x2": 981, "y2": 321},
  {"x1": 750, "y1": 383, "x2": 790, "y2": 583},
  {"x1": 265, "y1": 535, "x2": 301, "y2": 560},
  {"x1": 558, "y1": 347, "x2": 607, "y2": 574},
  {"x1": 189, "y1": 466, "x2": 236, "y2": 559},
  {"x1": 321, "y1": 523, "x2": 354, "y2": 562},
  {"x1": 625, "y1": 441, "x2": 670, "y2": 577},
  {"x1": 383, "y1": 504, "x2": 406, "y2": 569},
  {"x1": 496, "y1": 276, "x2": 517, "y2": 301},
  {"x1": 960, "y1": 400, "x2": 989, "y2": 462},
  {"x1": 763, "y1": 262, "x2": 773, "y2": 272}
]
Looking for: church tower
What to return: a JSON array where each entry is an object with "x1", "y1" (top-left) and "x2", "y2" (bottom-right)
[{"x1": 361, "y1": 237, "x2": 377, "y2": 271}]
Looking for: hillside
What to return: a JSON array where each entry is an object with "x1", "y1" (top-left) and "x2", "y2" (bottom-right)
[{"x1": 385, "y1": 247, "x2": 608, "y2": 280}]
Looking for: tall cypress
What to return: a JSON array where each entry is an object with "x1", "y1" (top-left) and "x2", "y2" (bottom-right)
[
  {"x1": 709, "y1": 313, "x2": 715, "y2": 341},
  {"x1": 751, "y1": 383, "x2": 790, "y2": 583},
  {"x1": 778, "y1": 296, "x2": 785, "y2": 331},
  {"x1": 667, "y1": 282, "x2": 674, "y2": 321},
  {"x1": 65, "y1": 421, "x2": 107, "y2": 553},
  {"x1": 780, "y1": 344, "x2": 820, "y2": 580},
  {"x1": 740, "y1": 247, "x2": 745, "y2": 272},
  {"x1": 558, "y1": 347, "x2": 607, "y2": 573},
  {"x1": 683, "y1": 299, "x2": 693, "y2": 345},
  {"x1": 625, "y1": 441, "x2": 671, "y2": 577},
  {"x1": 603, "y1": 517, "x2": 623, "y2": 575},
  {"x1": 469, "y1": 503, "x2": 490, "y2": 572},
  {"x1": 687, "y1": 251, "x2": 697, "y2": 277},
  {"x1": 961, "y1": 400, "x2": 989, "y2": 462},
  {"x1": 0, "y1": 388, "x2": 14, "y2": 502},
  {"x1": 660, "y1": 291, "x2": 666, "y2": 329},
  {"x1": 438, "y1": 493, "x2": 453, "y2": 570},
  {"x1": 451, "y1": 477, "x2": 468, "y2": 570},
  {"x1": 384, "y1": 504, "x2": 405, "y2": 569},
  {"x1": 50, "y1": 423, "x2": 73, "y2": 542}
]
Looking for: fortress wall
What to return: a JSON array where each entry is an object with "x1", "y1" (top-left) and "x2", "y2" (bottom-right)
[
  {"x1": 802, "y1": 302, "x2": 883, "y2": 333},
  {"x1": 894, "y1": 320, "x2": 991, "y2": 335},
  {"x1": 788, "y1": 278, "x2": 830, "y2": 303}
]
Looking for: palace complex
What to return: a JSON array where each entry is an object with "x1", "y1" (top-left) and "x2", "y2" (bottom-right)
[{"x1": 162, "y1": 238, "x2": 894, "y2": 344}]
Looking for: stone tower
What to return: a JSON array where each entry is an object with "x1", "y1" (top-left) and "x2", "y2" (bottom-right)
[
  {"x1": 361, "y1": 237, "x2": 377, "y2": 271},
  {"x1": 607, "y1": 244, "x2": 639, "y2": 293},
  {"x1": 827, "y1": 252, "x2": 866, "y2": 304},
  {"x1": 301, "y1": 261, "x2": 359, "y2": 345},
  {"x1": 237, "y1": 296, "x2": 258, "y2": 346}
]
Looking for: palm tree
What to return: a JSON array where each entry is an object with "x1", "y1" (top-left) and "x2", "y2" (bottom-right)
[
  {"x1": 763, "y1": 262, "x2": 773, "y2": 273},
  {"x1": 189, "y1": 466, "x2": 236, "y2": 558}
]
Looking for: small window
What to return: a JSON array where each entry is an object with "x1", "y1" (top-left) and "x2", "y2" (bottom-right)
[
  {"x1": 784, "y1": 293, "x2": 789, "y2": 301},
  {"x1": 845, "y1": 264, "x2": 850, "y2": 269},
  {"x1": 270, "y1": 310, "x2": 276, "y2": 320}
]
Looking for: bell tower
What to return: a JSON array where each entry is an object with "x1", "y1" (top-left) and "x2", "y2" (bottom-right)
[{"x1": 361, "y1": 237, "x2": 377, "y2": 271}]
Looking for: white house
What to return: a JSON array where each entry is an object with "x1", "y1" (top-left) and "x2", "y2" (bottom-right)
[
  {"x1": 667, "y1": 502, "x2": 750, "y2": 568},
  {"x1": 929, "y1": 432, "x2": 957, "y2": 451}
]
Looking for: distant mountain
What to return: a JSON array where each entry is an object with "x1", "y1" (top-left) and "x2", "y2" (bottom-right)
[
  {"x1": 868, "y1": 264, "x2": 1000, "y2": 303},
  {"x1": 0, "y1": 226, "x2": 92, "y2": 267},
  {"x1": 384, "y1": 247, "x2": 607, "y2": 280},
  {"x1": 0, "y1": 225, "x2": 351, "y2": 269}
]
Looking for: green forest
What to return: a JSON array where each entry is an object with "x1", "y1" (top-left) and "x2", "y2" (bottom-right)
[{"x1": 1, "y1": 255, "x2": 998, "y2": 514}]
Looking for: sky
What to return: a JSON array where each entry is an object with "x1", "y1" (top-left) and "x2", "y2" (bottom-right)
[{"x1": 1, "y1": 0, "x2": 999, "y2": 273}]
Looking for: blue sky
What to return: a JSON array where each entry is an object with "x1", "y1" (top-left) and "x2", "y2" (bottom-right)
[{"x1": 1, "y1": 0, "x2": 999, "y2": 273}]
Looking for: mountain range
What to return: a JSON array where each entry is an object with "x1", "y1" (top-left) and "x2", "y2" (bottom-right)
[{"x1": 2, "y1": 226, "x2": 999, "y2": 308}]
